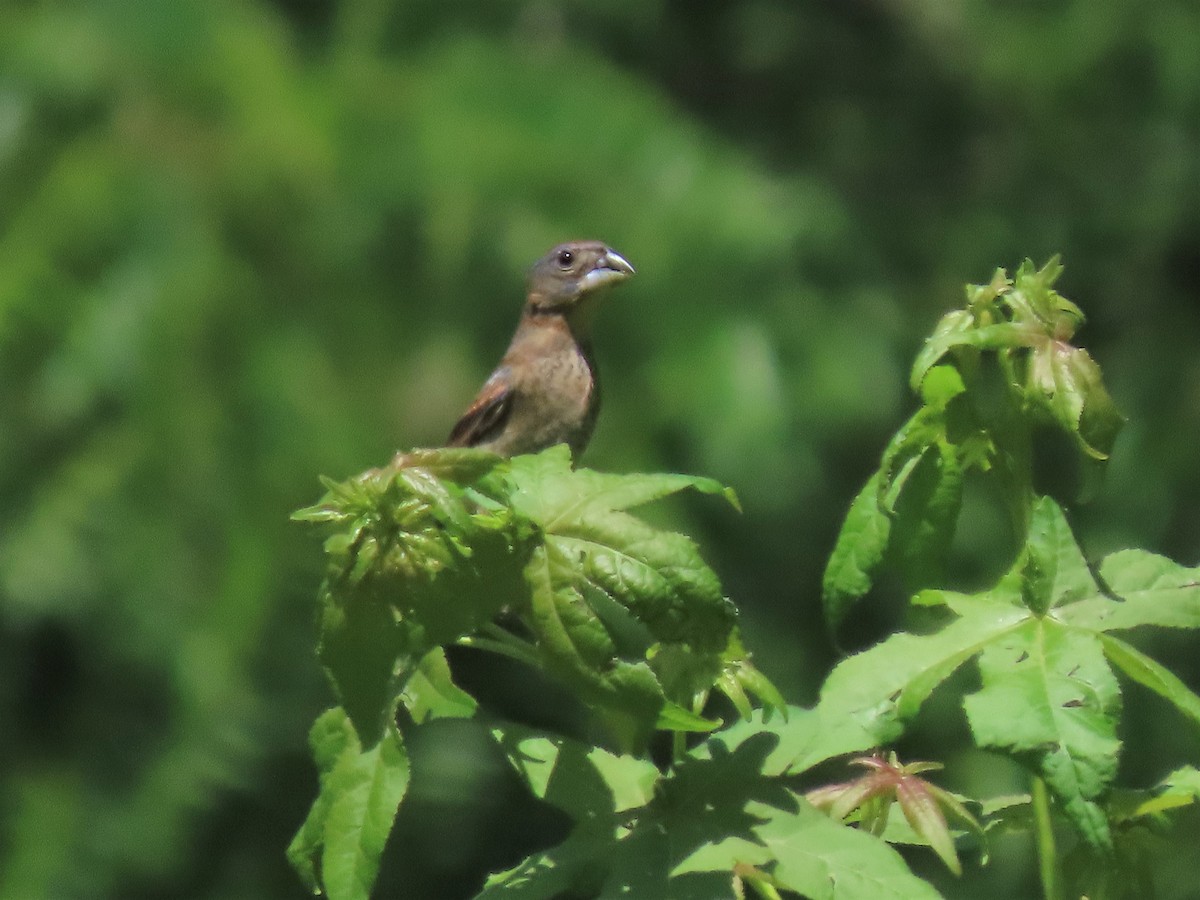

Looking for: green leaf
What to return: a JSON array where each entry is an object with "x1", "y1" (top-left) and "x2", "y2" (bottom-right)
[
  {"x1": 808, "y1": 598, "x2": 1029, "y2": 770},
  {"x1": 306, "y1": 451, "x2": 534, "y2": 741},
  {"x1": 1151, "y1": 767, "x2": 1200, "y2": 816},
  {"x1": 476, "y1": 832, "x2": 613, "y2": 899},
  {"x1": 317, "y1": 583, "x2": 407, "y2": 745},
  {"x1": 400, "y1": 648, "x2": 478, "y2": 723},
  {"x1": 695, "y1": 707, "x2": 839, "y2": 779},
  {"x1": 287, "y1": 708, "x2": 410, "y2": 900},
  {"x1": 494, "y1": 724, "x2": 660, "y2": 821},
  {"x1": 963, "y1": 620, "x2": 1120, "y2": 849},
  {"x1": 288, "y1": 711, "x2": 354, "y2": 894},
  {"x1": 501, "y1": 449, "x2": 743, "y2": 747},
  {"x1": 822, "y1": 409, "x2": 940, "y2": 631},
  {"x1": 507, "y1": 445, "x2": 739, "y2": 521},
  {"x1": 707, "y1": 597, "x2": 1028, "y2": 780},
  {"x1": 481, "y1": 725, "x2": 662, "y2": 899},
  {"x1": 1105, "y1": 766, "x2": 1200, "y2": 822},
  {"x1": 657, "y1": 701, "x2": 723, "y2": 733},
  {"x1": 886, "y1": 440, "x2": 964, "y2": 591},
  {"x1": 823, "y1": 373, "x2": 971, "y2": 631},
  {"x1": 718, "y1": 652, "x2": 788, "y2": 723},
  {"x1": 824, "y1": 494, "x2": 1200, "y2": 852},
  {"x1": 918, "y1": 363, "x2": 968, "y2": 408},
  {"x1": 509, "y1": 449, "x2": 738, "y2": 652},
  {"x1": 911, "y1": 308, "x2": 999, "y2": 392},
  {"x1": 906, "y1": 260, "x2": 1122, "y2": 507},
  {"x1": 1020, "y1": 495, "x2": 1099, "y2": 615},
  {"x1": 550, "y1": 510, "x2": 735, "y2": 652},
  {"x1": 676, "y1": 799, "x2": 944, "y2": 900},
  {"x1": 822, "y1": 473, "x2": 892, "y2": 631},
  {"x1": 490, "y1": 721, "x2": 945, "y2": 899},
  {"x1": 1098, "y1": 634, "x2": 1200, "y2": 729},
  {"x1": 1060, "y1": 549, "x2": 1200, "y2": 632},
  {"x1": 476, "y1": 775, "x2": 679, "y2": 898},
  {"x1": 914, "y1": 497, "x2": 1200, "y2": 846},
  {"x1": 1004, "y1": 257, "x2": 1075, "y2": 335},
  {"x1": 524, "y1": 542, "x2": 666, "y2": 751},
  {"x1": 911, "y1": 321, "x2": 1041, "y2": 391}
]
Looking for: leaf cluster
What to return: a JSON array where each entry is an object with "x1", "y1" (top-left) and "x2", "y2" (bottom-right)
[
  {"x1": 479, "y1": 724, "x2": 943, "y2": 900},
  {"x1": 289, "y1": 446, "x2": 782, "y2": 898},
  {"x1": 824, "y1": 259, "x2": 1125, "y2": 630},
  {"x1": 815, "y1": 261, "x2": 1200, "y2": 897}
]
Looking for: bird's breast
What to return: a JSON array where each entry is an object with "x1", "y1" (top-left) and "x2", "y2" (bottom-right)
[{"x1": 500, "y1": 341, "x2": 597, "y2": 458}]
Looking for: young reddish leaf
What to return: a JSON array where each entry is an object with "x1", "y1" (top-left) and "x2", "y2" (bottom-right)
[
  {"x1": 806, "y1": 752, "x2": 976, "y2": 877},
  {"x1": 895, "y1": 777, "x2": 960, "y2": 875}
]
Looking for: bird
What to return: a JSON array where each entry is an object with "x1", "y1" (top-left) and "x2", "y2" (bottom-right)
[{"x1": 447, "y1": 241, "x2": 635, "y2": 459}]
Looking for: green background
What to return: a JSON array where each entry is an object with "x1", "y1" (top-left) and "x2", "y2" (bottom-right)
[{"x1": 3, "y1": 1, "x2": 1199, "y2": 897}]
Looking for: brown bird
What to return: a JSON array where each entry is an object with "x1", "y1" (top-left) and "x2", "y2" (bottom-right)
[{"x1": 447, "y1": 241, "x2": 635, "y2": 458}]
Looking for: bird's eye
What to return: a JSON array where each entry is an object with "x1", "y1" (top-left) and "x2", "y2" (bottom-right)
[{"x1": 555, "y1": 249, "x2": 574, "y2": 268}]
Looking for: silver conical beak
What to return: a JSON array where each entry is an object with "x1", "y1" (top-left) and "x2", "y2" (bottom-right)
[
  {"x1": 581, "y1": 248, "x2": 636, "y2": 291},
  {"x1": 602, "y1": 249, "x2": 635, "y2": 277}
]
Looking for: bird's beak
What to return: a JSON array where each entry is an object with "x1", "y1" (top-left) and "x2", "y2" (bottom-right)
[{"x1": 581, "y1": 249, "x2": 636, "y2": 292}]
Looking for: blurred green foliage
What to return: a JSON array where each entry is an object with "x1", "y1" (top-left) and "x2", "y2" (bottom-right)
[{"x1": 2, "y1": 1, "x2": 1199, "y2": 897}]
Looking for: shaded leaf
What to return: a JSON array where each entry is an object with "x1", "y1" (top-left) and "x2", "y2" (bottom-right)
[
  {"x1": 1098, "y1": 634, "x2": 1200, "y2": 730},
  {"x1": 887, "y1": 440, "x2": 964, "y2": 591},
  {"x1": 493, "y1": 724, "x2": 659, "y2": 821},
  {"x1": 318, "y1": 583, "x2": 407, "y2": 745},
  {"x1": 822, "y1": 472, "x2": 892, "y2": 632},
  {"x1": 675, "y1": 798, "x2": 944, "y2": 900}
]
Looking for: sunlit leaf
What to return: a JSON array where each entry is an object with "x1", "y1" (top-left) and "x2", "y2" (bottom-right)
[
  {"x1": 400, "y1": 648, "x2": 478, "y2": 723},
  {"x1": 964, "y1": 622, "x2": 1120, "y2": 849},
  {"x1": 287, "y1": 709, "x2": 410, "y2": 900}
]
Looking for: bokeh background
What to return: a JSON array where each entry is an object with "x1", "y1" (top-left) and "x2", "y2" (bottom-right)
[{"x1": 3, "y1": 1, "x2": 1200, "y2": 897}]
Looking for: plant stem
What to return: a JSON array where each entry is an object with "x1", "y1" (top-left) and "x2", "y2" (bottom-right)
[
  {"x1": 670, "y1": 690, "x2": 711, "y2": 767},
  {"x1": 671, "y1": 730, "x2": 686, "y2": 766},
  {"x1": 457, "y1": 624, "x2": 541, "y2": 668},
  {"x1": 1031, "y1": 776, "x2": 1061, "y2": 900}
]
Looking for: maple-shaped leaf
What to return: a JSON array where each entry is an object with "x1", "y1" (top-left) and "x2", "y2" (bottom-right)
[
  {"x1": 505, "y1": 447, "x2": 752, "y2": 750},
  {"x1": 806, "y1": 752, "x2": 982, "y2": 876},
  {"x1": 762, "y1": 497, "x2": 1200, "y2": 852}
]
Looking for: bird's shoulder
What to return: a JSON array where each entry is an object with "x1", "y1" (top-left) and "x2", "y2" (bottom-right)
[{"x1": 446, "y1": 366, "x2": 514, "y2": 448}]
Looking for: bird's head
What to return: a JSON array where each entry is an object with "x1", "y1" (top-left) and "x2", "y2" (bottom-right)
[{"x1": 525, "y1": 241, "x2": 635, "y2": 318}]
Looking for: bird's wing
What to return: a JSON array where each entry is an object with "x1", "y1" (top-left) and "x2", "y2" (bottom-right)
[{"x1": 446, "y1": 367, "x2": 514, "y2": 447}]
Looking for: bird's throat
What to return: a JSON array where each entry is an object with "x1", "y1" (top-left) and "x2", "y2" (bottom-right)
[{"x1": 521, "y1": 298, "x2": 599, "y2": 341}]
